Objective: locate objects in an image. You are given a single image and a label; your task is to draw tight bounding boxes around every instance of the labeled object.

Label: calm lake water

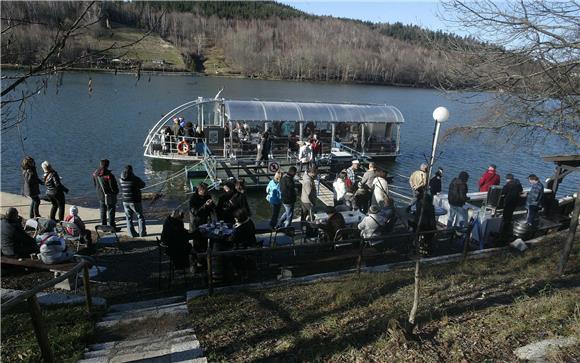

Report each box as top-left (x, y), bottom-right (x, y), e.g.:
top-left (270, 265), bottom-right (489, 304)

top-left (1, 72), bottom-right (577, 219)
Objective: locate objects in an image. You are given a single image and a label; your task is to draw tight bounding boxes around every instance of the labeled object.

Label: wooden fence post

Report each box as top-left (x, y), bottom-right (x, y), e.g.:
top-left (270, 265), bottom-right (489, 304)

top-left (82, 264), bottom-right (93, 315)
top-left (28, 294), bottom-right (55, 363)
top-left (207, 239), bottom-right (213, 296)
top-left (357, 239), bottom-right (365, 275)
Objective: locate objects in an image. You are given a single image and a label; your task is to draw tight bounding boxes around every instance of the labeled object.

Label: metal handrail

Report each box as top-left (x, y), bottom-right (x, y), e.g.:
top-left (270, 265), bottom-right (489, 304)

top-left (332, 141), bottom-right (370, 161)
top-left (201, 225), bottom-right (471, 295)
top-left (197, 226), bottom-right (468, 258)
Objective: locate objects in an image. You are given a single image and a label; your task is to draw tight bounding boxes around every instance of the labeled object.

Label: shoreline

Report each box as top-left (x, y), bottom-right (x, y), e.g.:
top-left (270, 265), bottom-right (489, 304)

top-left (0, 63), bottom-right (443, 91)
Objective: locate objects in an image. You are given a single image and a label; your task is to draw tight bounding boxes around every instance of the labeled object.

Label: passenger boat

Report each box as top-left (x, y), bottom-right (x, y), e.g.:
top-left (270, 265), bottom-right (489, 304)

top-left (143, 96), bottom-right (404, 187)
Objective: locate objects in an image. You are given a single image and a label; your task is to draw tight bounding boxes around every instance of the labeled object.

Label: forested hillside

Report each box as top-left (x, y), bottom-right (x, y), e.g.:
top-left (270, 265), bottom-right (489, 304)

top-left (1, 1), bottom-right (478, 87)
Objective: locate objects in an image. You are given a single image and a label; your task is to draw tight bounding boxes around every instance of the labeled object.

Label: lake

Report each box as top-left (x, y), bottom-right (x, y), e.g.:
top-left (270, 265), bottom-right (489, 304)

top-left (1, 72), bottom-right (577, 219)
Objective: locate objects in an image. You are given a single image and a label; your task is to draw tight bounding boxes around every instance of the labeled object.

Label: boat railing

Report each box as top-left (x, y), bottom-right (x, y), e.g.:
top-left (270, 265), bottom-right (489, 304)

top-left (143, 100), bottom-right (200, 148)
top-left (146, 134), bottom-right (209, 158)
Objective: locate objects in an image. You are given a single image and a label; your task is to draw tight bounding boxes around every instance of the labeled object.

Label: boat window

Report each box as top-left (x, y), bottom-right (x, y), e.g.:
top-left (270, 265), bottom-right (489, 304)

top-left (224, 100), bottom-right (404, 124)
top-left (201, 102), bottom-right (222, 127)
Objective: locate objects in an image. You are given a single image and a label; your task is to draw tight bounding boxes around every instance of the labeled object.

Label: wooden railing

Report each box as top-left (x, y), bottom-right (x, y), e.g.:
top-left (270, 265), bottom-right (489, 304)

top-left (1, 256), bottom-right (95, 363)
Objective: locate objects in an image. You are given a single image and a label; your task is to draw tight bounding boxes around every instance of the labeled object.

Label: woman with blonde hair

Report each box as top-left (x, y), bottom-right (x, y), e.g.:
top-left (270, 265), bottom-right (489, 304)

top-left (266, 170), bottom-right (283, 229)
top-left (41, 161), bottom-right (68, 221)
top-left (21, 156), bottom-right (43, 218)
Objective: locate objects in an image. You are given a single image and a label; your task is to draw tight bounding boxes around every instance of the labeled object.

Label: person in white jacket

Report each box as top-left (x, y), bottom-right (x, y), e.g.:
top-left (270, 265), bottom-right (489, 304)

top-left (38, 232), bottom-right (74, 264)
top-left (371, 170), bottom-right (389, 208)
top-left (358, 205), bottom-right (385, 239)
top-left (333, 173), bottom-right (347, 203)
top-left (298, 141), bottom-right (312, 172)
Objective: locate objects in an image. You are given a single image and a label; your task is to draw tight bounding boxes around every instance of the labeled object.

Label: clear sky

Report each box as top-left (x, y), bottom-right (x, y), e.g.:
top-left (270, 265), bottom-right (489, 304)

top-left (281, 1), bottom-right (449, 31)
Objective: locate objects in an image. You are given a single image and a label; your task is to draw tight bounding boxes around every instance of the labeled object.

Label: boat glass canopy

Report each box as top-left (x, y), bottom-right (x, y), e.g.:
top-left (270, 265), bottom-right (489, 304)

top-left (224, 100), bottom-right (404, 124)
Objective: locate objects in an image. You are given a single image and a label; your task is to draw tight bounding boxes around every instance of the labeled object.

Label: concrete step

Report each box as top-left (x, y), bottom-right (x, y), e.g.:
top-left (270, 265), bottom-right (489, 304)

top-left (83, 334), bottom-right (198, 359)
top-left (97, 303), bottom-right (188, 328)
top-left (102, 302), bottom-right (187, 321)
top-left (86, 328), bottom-right (195, 353)
top-left (81, 336), bottom-right (204, 362)
top-left (109, 296), bottom-right (184, 313)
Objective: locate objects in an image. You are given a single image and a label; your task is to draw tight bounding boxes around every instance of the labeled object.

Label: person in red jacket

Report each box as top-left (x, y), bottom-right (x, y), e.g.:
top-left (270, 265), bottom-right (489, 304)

top-left (478, 164), bottom-right (500, 192)
top-left (310, 134), bottom-right (322, 166)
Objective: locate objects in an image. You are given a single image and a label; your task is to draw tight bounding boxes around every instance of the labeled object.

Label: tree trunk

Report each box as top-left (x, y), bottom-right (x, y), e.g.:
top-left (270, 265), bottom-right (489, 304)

top-left (557, 184), bottom-right (580, 275)
top-left (408, 258), bottom-right (421, 327)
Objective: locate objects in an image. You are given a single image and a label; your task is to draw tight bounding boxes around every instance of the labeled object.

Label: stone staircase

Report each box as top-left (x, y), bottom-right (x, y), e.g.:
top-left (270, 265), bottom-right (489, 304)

top-left (78, 296), bottom-right (206, 363)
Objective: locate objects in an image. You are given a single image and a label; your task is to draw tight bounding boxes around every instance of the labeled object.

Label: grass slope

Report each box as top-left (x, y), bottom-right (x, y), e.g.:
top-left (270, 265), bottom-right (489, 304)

top-left (84, 27), bottom-right (186, 71)
top-left (189, 235), bottom-right (580, 362)
top-left (1, 305), bottom-right (103, 363)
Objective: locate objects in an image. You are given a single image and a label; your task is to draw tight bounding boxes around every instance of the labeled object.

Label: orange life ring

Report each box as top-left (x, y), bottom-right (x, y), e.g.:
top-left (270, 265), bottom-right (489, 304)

top-left (177, 140), bottom-right (190, 155)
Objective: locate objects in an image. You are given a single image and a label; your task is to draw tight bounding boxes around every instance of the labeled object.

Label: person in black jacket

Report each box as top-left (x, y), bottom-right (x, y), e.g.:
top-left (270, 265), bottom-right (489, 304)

top-left (231, 208), bottom-right (258, 249)
top-left (429, 167), bottom-right (443, 195)
top-left (188, 182), bottom-right (214, 233)
top-left (230, 179), bottom-right (251, 216)
top-left (500, 173), bottom-right (523, 240)
top-left (278, 166), bottom-right (297, 228)
top-left (41, 161), bottom-right (68, 221)
top-left (447, 171), bottom-right (469, 228)
top-left (183, 122), bottom-right (195, 138)
top-left (161, 210), bottom-right (193, 270)
top-left (216, 181), bottom-right (237, 224)
top-left (21, 156), bottom-right (43, 218)
top-left (256, 131), bottom-right (272, 167)
top-left (120, 165), bottom-right (147, 237)
top-left (92, 159), bottom-right (119, 230)
top-left (1, 208), bottom-right (39, 257)
top-left (415, 193), bottom-right (437, 255)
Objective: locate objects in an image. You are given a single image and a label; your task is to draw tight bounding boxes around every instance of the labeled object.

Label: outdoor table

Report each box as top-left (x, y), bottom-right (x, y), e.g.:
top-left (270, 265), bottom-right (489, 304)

top-left (409, 204), bottom-right (448, 217)
top-left (313, 210), bottom-right (365, 226)
top-left (198, 222), bottom-right (234, 239)
top-left (199, 222), bottom-right (235, 282)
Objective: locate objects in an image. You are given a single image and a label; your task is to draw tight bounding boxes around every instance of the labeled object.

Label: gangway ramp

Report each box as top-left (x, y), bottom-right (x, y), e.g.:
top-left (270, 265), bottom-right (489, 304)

top-left (317, 182), bottom-right (335, 207)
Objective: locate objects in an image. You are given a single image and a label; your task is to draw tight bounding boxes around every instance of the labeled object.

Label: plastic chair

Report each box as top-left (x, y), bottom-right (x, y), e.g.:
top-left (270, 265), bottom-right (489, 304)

top-left (271, 226), bottom-right (295, 247)
top-left (485, 185), bottom-right (504, 216)
top-left (332, 228), bottom-right (360, 249)
top-left (95, 225), bottom-right (120, 250)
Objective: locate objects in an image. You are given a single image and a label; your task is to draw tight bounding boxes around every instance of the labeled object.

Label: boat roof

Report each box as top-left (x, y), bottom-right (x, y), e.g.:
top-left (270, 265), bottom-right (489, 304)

top-left (223, 100), bottom-right (404, 124)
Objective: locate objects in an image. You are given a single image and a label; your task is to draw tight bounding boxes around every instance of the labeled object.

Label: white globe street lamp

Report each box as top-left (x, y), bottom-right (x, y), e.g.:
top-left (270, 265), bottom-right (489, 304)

top-left (428, 106), bottom-right (449, 180)
top-left (433, 106), bottom-right (450, 123)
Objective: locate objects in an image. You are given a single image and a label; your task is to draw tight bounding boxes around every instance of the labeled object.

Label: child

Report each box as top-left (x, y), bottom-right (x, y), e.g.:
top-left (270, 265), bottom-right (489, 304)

top-left (64, 206), bottom-right (92, 245)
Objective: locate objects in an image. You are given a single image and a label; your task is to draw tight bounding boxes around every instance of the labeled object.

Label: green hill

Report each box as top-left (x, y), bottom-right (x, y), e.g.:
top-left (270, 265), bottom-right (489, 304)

top-left (1, 1), bottom-right (478, 86)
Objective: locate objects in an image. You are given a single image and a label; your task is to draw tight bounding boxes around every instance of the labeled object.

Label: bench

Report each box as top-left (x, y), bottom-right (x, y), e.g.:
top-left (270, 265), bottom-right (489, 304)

top-left (1, 256), bottom-right (77, 273)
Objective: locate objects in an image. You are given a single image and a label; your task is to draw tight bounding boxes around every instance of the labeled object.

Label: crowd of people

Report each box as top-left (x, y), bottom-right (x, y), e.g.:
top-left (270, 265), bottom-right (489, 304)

top-left (2, 150), bottom-right (551, 269)
top-left (1, 156), bottom-right (149, 262)
top-left (408, 162), bottom-right (547, 239)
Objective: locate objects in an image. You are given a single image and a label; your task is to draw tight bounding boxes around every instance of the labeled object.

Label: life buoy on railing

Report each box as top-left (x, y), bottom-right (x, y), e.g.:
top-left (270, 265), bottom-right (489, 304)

top-left (177, 140), bottom-right (190, 155)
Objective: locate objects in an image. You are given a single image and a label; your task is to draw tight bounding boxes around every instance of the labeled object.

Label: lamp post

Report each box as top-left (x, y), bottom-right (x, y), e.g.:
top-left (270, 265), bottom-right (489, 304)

top-left (428, 106), bottom-right (449, 180)
top-left (408, 106), bottom-right (449, 328)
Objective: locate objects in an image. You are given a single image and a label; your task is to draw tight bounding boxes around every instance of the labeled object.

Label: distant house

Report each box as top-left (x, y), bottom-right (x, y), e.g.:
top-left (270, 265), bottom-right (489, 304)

top-left (152, 59), bottom-right (174, 66)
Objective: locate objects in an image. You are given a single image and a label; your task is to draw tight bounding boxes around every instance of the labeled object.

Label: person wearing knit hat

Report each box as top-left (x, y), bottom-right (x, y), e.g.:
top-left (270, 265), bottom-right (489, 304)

top-left (64, 205), bottom-right (93, 246)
